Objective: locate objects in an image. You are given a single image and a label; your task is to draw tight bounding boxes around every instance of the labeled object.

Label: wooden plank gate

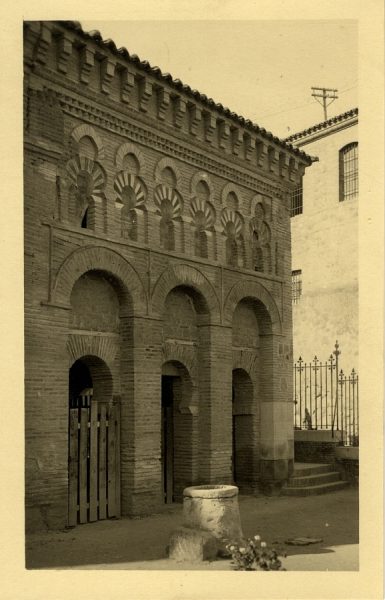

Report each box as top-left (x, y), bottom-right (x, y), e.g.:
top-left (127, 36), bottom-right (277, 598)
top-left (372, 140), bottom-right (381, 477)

top-left (68, 396), bottom-right (121, 526)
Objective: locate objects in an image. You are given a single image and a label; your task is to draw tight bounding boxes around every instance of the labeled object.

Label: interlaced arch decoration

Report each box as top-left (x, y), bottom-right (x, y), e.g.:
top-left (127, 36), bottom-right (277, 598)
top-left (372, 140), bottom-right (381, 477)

top-left (221, 182), bottom-right (242, 206)
top-left (66, 156), bottom-right (106, 195)
top-left (190, 171), bottom-right (215, 198)
top-left (115, 142), bottom-right (145, 172)
top-left (190, 197), bottom-right (216, 229)
top-left (66, 156), bottom-right (106, 227)
top-left (70, 124), bottom-right (104, 159)
top-left (249, 203), bottom-right (272, 273)
top-left (154, 185), bottom-right (183, 218)
top-left (154, 157), bottom-right (182, 189)
top-left (221, 208), bottom-right (244, 267)
top-left (114, 172), bottom-right (147, 207)
top-left (221, 208), bottom-right (243, 238)
top-left (250, 194), bottom-right (271, 220)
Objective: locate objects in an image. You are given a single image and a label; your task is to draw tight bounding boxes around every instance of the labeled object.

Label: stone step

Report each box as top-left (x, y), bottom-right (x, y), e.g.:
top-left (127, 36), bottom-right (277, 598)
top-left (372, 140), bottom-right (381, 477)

top-left (286, 471), bottom-right (341, 487)
top-left (282, 480), bottom-right (349, 497)
top-left (293, 463), bottom-right (334, 477)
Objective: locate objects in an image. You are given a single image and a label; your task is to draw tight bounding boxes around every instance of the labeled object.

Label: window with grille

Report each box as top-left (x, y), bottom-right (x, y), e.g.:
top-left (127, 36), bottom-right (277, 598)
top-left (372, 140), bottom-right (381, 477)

top-left (290, 180), bottom-right (303, 216)
top-left (292, 269), bottom-right (302, 304)
top-left (339, 142), bottom-right (358, 201)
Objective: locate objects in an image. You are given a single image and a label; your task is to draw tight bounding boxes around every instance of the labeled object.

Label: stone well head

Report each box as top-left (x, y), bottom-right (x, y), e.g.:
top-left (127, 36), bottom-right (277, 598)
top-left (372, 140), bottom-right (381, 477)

top-left (182, 484), bottom-right (243, 554)
top-left (183, 484), bottom-right (239, 499)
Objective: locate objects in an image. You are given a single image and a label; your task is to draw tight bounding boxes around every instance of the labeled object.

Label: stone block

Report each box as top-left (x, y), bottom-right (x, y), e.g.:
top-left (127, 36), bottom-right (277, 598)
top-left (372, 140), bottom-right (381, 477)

top-left (168, 526), bottom-right (217, 562)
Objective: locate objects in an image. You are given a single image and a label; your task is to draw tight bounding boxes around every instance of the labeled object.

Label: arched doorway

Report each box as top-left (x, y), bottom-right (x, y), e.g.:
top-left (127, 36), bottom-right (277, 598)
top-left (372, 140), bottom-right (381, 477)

top-left (232, 369), bottom-right (254, 489)
top-left (68, 355), bottom-right (120, 525)
top-left (161, 360), bottom-right (194, 504)
top-left (231, 296), bottom-right (273, 490)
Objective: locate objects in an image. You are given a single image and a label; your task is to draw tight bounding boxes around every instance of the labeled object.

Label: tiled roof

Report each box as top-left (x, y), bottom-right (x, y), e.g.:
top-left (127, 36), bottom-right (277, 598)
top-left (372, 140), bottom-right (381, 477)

top-left (284, 108), bottom-right (358, 143)
top-left (58, 21), bottom-right (312, 163)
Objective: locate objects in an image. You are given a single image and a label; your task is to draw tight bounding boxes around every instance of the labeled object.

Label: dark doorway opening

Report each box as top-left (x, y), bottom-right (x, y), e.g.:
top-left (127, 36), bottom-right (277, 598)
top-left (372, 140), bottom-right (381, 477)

top-left (232, 369), bottom-right (254, 488)
top-left (81, 208), bottom-right (88, 229)
top-left (69, 359), bottom-right (93, 408)
top-left (161, 375), bottom-right (175, 504)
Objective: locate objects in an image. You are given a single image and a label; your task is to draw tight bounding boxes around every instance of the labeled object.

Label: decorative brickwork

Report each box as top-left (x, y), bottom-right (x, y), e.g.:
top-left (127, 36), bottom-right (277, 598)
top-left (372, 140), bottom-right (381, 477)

top-left (24, 20), bottom-right (312, 532)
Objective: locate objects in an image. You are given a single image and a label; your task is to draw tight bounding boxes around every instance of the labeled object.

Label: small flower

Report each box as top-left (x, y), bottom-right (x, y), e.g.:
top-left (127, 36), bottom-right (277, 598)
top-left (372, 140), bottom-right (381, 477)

top-left (261, 541), bottom-right (267, 548)
top-left (239, 547), bottom-right (246, 554)
top-left (229, 545), bottom-right (235, 551)
top-left (254, 535), bottom-right (261, 541)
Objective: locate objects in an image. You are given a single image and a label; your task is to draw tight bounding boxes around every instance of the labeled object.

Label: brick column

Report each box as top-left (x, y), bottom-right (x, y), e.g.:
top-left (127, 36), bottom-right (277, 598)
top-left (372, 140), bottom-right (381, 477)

top-left (25, 303), bottom-right (70, 532)
top-left (120, 315), bottom-right (163, 516)
top-left (198, 323), bottom-right (233, 483)
top-left (259, 333), bottom-right (294, 491)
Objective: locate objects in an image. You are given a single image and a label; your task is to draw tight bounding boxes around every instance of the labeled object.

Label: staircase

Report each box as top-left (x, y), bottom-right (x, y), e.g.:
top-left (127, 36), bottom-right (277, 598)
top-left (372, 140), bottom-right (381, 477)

top-left (282, 463), bottom-right (349, 496)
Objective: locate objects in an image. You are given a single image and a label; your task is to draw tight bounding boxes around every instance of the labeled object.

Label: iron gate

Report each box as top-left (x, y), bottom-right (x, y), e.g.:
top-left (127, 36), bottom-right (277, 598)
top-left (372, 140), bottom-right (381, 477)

top-left (293, 341), bottom-right (359, 446)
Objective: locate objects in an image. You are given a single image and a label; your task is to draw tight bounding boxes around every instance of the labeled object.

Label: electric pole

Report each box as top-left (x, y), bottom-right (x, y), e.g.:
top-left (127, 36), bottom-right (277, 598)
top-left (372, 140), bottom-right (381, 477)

top-left (311, 87), bottom-right (338, 120)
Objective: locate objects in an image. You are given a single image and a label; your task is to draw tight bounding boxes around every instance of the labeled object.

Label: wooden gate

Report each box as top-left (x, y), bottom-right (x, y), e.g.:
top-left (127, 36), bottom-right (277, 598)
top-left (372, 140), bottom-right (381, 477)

top-left (68, 396), bottom-right (121, 526)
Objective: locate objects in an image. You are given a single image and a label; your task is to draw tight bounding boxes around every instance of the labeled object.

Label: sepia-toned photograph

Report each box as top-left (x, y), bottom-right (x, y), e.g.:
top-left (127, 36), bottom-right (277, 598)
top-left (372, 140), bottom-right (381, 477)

top-left (10, 5), bottom-right (382, 598)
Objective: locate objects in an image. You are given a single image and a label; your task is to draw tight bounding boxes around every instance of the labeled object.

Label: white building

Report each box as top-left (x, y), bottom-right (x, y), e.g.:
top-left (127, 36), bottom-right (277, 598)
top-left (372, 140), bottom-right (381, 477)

top-left (286, 108), bottom-right (358, 372)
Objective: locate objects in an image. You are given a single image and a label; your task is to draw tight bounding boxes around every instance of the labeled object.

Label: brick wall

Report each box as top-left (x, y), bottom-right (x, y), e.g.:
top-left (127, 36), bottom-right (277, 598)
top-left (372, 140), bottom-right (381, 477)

top-left (24, 21), bottom-right (311, 531)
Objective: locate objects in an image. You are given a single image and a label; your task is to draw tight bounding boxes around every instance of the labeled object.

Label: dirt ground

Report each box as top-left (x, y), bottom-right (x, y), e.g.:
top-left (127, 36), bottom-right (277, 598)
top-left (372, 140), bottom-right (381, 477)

top-left (26, 487), bottom-right (358, 571)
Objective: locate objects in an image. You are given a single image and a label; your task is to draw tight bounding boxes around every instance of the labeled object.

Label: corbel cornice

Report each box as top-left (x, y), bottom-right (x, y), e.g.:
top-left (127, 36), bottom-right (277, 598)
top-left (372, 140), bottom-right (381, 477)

top-left (157, 88), bottom-right (170, 120)
top-left (189, 105), bottom-right (202, 136)
top-left (79, 45), bottom-right (94, 84)
top-left (218, 120), bottom-right (231, 149)
top-left (119, 67), bottom-right (135, 104)
top-left (139, 78), bottom-right (152, 112)
top-left (231, 127), bottom-right (243, 156)
top-left (204, 112), bottom-right (216, 143)
top-left (174, 96), bottom-right (186, 128)
top-left (100, 57), bottom-right (116, 95)
top-left (56, 33), bottom-right (73, 74)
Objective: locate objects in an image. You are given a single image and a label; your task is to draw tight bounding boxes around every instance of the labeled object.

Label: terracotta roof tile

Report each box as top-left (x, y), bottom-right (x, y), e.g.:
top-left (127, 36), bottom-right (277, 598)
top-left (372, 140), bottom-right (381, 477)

top-left (57, 20), bottom-right (312, 164)
top-left (284, 108), bottom-right (358, 143)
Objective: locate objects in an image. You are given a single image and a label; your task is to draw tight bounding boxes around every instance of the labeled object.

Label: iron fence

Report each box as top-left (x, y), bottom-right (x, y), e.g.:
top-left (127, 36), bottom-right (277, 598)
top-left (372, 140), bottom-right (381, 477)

top-left (293, 341), bottom-right (359, 446)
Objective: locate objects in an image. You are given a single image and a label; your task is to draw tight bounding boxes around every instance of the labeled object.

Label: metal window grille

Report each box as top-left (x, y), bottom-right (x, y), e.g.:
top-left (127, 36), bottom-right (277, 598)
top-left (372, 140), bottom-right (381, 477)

top-left (340, 142), bottom-right (358, 201)
top-left (290, 181), bottom-right (303, 216)
top-left (292, 269), bottom-right (302, 304)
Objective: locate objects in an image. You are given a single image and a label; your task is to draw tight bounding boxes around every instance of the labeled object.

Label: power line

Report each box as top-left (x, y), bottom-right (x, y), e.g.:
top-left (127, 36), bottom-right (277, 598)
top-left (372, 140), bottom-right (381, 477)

top-left (255, 82), bottom-right (357, 121)
top-left (311, 87), bottom-right (338, 120)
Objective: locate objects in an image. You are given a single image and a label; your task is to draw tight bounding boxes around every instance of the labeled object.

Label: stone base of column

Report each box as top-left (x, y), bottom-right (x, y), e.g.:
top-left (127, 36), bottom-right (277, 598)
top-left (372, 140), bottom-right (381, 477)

top-left (259, 458), bottom-right (294, 495)
top-left (25, 500), bottom-right (68, 533)
top-left (121, 490), bottom-right (161, 517)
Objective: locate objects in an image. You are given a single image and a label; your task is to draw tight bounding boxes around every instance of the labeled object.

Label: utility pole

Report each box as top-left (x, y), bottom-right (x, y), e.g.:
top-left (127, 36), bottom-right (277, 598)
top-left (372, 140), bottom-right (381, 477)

top-left (311, 87), bottom-right (338, 120)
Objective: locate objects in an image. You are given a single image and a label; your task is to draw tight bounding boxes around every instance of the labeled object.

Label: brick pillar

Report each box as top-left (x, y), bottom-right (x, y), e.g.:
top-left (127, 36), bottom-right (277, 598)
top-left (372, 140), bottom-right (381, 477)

top-left (25, 304), bottom-right (70, 532)
top-left (174, 219), bottom-right (184, 253)
top-left (198, 323), bottom-right (233, 483)
top-left (216, 227), bottom-right (226, 265)
top-left (88, 195), bottom-right (105, 234)
top-left (259, 333), bottom-right (293, 491)
top-left (114, 200), bottom-right (123, 239)
top-left (120, 315), bottom-right (163, 516)
top-left (148, 210), bottom-right (161, 248)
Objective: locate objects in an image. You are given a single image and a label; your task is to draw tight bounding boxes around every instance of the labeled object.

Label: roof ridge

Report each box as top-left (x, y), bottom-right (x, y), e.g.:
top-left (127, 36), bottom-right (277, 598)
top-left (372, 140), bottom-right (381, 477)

top-left (55, 20), bottom-right (311, 163)
top-left (284, 108), bottom-right (358, 143)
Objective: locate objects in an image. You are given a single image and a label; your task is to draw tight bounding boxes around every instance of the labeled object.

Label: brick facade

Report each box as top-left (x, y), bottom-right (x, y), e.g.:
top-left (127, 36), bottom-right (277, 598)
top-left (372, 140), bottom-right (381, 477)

top-left (24, 21), bottom-right (312, 531)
